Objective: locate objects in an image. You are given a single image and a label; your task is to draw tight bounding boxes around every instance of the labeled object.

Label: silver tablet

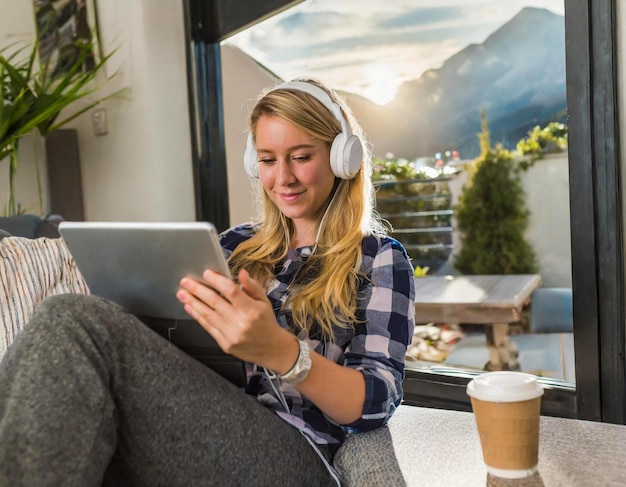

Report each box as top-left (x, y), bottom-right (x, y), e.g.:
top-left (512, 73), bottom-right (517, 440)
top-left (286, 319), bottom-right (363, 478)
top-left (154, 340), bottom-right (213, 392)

top-left (59, 221), bottom-right (232, 321)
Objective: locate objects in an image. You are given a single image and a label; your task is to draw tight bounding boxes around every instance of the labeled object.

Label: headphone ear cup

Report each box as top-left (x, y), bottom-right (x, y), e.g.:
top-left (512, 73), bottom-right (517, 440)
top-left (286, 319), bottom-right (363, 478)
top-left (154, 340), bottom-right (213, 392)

top-left (244, 134), bottom-right (259, 179)
top-left (329, 134), bottom-right (345, 178)
top-left (330, 133), bottom-right (363, 179)
top-left (343, 134), bottom-right (364, 177)
top-left (246, 81), bottom-right (364, 180)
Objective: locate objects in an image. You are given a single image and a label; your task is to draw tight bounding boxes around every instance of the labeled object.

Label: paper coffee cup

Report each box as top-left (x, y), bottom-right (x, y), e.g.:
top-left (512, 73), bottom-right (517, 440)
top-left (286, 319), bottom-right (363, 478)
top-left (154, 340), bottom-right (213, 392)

top-left (467, 372), bottom-right (544, 479)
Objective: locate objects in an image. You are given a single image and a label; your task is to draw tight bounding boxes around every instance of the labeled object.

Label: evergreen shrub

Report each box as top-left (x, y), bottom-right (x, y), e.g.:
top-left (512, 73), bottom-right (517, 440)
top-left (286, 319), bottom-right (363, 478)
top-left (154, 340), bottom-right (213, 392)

top-left (454, 146), bottom-right (537, 275)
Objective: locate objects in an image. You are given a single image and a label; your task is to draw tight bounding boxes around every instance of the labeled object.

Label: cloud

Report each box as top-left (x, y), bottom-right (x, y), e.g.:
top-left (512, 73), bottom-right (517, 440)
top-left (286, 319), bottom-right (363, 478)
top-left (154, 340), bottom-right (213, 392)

top-left (226, 0), bottom-right (564, 102)
top-left (380, 6), bottom-right (463, 29)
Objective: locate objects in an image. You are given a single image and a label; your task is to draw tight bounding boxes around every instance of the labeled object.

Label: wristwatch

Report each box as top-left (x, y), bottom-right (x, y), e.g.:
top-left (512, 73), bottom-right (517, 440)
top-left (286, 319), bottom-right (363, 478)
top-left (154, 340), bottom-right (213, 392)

top-left (279, 338), bottom-right (312, 385)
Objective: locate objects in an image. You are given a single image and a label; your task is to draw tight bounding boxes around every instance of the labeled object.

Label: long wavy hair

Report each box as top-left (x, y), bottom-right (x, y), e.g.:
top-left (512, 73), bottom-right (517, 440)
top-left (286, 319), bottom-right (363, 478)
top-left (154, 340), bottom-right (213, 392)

top-left (228, 78), bottom-right (388, 340)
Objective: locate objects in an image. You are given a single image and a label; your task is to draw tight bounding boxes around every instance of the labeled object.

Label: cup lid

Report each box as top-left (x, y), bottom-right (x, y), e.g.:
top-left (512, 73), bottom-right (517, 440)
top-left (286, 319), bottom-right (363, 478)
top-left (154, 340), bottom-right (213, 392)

top-left (467, 371), bottom-right (544, 402)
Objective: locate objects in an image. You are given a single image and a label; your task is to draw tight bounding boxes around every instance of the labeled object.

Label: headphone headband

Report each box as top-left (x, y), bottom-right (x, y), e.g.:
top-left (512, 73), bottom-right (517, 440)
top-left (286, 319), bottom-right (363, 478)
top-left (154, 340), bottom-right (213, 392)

top-left (279, 81), bottom-right (344, 124)
top-left (244, 80), bottom-right (363, 179)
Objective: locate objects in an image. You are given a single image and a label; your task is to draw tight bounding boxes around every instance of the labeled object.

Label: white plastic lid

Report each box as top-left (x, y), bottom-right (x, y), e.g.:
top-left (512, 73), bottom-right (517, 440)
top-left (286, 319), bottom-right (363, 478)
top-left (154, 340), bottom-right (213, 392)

top-left (467, 371), bottom-right (544, 402)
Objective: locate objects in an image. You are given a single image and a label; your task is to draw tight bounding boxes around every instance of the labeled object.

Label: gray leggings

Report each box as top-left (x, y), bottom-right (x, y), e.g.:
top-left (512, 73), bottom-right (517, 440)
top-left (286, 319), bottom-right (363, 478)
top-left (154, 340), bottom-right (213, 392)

top-left (0, 294), bottom-right (337, 487)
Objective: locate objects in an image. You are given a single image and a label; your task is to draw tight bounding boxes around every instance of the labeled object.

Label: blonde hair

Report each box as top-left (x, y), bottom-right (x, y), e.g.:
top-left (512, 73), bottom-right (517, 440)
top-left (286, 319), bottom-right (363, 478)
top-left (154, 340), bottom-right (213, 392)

top-left (229, 78), bottom-right (387, 340)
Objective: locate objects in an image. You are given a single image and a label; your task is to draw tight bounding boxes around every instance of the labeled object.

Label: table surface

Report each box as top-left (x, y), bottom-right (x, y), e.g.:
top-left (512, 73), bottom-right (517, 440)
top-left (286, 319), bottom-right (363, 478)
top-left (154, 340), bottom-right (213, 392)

top-left (413, 274), bottom-right (542, 324)
top-left (388, 405), bottom-right (626, 487)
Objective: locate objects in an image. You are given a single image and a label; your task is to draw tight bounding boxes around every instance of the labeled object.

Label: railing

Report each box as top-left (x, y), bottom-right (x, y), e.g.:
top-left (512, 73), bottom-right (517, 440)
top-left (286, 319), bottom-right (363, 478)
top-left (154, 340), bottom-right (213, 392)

top-left (374, 176), bottom-right (456, 272)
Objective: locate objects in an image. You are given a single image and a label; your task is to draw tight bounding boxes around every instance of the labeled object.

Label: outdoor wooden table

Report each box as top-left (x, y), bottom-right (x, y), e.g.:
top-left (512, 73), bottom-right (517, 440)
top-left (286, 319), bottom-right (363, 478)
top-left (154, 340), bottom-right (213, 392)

top-left (413, 274), bottom-right (542, 370)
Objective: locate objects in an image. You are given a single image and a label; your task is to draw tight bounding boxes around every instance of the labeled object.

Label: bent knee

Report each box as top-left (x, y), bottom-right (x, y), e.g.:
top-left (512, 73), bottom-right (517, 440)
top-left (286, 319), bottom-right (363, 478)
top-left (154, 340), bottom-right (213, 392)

top-left (33, 294), bottom-right (128, 329)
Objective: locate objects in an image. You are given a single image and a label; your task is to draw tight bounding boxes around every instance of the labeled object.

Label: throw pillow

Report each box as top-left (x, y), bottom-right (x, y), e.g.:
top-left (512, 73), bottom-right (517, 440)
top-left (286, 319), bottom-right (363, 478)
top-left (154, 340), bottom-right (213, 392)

top-left (0, 236), bottom-right (90, 358)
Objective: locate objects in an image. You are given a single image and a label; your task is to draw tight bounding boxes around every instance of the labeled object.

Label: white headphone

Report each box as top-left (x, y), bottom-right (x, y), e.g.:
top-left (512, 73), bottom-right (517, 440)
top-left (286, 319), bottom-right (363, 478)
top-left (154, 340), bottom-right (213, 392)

top-left (243, 80), bottom-right (364, 180)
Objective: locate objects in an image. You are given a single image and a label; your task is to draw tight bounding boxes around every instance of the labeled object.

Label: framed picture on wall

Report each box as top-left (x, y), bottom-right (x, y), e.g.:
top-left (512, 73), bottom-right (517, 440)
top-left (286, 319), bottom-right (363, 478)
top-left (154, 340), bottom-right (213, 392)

top-left (33, 0), bottom-right (100, 78)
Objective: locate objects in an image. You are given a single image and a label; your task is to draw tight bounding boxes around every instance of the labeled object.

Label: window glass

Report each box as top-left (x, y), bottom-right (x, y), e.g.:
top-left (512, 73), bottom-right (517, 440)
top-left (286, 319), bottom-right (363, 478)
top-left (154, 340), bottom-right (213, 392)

top-left (225, 0), bottom-right (573, 387)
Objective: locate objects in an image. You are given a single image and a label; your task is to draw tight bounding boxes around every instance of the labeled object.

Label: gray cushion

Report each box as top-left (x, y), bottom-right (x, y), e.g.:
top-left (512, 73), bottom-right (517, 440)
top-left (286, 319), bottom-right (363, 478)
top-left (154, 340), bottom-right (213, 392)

top-left (0, 215), bottom-right (43, 238)
top-left (0, 214), bottom-right (63, 239)
top-left (334, 425), bottom-right (406, 486)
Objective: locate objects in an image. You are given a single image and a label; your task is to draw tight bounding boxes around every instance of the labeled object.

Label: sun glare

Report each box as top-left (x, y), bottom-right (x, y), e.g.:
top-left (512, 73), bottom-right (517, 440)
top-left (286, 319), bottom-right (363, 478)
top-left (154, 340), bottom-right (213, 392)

top-left (361, 64), bottom-right (402, 106)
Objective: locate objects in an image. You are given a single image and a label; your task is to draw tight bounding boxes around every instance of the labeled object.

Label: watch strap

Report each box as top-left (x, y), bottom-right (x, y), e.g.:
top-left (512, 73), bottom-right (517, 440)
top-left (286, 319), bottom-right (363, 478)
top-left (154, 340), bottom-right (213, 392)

top-left (279, 338), bottom-right (312, 385)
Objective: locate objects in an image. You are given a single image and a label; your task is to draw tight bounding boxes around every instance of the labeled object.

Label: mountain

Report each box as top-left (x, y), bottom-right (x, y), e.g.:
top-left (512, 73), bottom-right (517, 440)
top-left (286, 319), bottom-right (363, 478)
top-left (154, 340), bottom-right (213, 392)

top-left (343, 7), bottom-right (567, 160)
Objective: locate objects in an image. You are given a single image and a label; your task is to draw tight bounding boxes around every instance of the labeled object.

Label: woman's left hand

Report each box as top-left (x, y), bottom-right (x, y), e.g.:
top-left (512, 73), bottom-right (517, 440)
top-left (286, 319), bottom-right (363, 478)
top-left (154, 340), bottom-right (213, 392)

top-left (176, 269), bottom-right (298, 372)
top-left (179, 269), bottom-right (366, 424)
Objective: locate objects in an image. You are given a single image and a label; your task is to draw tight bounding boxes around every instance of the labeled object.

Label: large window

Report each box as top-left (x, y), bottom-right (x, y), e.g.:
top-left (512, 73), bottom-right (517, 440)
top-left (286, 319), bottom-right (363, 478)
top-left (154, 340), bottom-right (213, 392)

top-left (185, 0), bottom-right (624, 423)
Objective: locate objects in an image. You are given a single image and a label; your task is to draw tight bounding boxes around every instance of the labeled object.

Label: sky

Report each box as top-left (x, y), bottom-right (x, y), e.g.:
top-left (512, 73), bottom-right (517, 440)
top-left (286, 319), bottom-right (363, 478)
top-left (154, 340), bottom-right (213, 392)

top-left (226, 0), bottom-right (565, 105)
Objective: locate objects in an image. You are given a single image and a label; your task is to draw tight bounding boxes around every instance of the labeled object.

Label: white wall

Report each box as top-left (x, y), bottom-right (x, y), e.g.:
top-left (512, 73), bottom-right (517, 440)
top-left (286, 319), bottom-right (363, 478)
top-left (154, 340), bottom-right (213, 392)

top-left (1, 0), bottom-right (196, 222)
top-left (84, 0), bottom-right (195, 221)
top-left (520, 154), bottom-right (572, 287)
top-left (220, 44), bottom-right (278, 224)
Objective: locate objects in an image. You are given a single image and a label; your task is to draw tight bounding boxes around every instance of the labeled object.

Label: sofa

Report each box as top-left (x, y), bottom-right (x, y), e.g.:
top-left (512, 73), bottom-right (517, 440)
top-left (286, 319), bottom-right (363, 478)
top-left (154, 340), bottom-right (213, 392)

top-left (0, 228), bottom-right (410, 486)
top-left (4, 228), bottom-right (623, 486)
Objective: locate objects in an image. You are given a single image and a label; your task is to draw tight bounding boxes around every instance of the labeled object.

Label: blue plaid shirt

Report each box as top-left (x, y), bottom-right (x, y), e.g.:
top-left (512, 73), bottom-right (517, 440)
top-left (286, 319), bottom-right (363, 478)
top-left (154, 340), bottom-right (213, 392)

top-left (220, 224), bottom-right (415, 455)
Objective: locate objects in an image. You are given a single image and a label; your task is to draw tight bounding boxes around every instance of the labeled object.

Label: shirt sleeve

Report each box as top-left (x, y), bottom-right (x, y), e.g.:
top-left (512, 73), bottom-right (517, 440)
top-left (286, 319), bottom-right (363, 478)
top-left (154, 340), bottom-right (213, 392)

top-left (342, 236), bottom-right (415, 433)
top-left (219, 223), bottom-right (257, 258)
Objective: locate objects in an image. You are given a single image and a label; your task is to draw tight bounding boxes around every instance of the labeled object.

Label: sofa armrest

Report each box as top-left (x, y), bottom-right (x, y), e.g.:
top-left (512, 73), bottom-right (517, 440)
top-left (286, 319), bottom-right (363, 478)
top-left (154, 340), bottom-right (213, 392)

top-left (0, 215), bottom-right (43, 238)
top-left (0, 214), bottom-right (63, 239)
top-left (333, 425), bottom-right (406, 487)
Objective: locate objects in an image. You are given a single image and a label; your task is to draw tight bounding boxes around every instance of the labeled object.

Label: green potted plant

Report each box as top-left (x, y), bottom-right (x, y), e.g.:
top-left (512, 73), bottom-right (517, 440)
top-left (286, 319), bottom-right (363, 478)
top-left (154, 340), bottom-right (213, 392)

top-left (517, 122), bottom-right (568, 157)
top-left (0, 34), bottom-right (116, 216)
top-left (516, 122), bottom-right (568, 171)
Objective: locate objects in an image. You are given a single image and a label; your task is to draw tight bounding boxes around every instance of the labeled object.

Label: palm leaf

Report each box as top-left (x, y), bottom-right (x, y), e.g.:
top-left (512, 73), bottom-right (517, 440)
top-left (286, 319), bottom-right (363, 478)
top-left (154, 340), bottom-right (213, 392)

top-left (1, 34), bottom-right (119, 145)
top-left (1, 32), bottom-right (122, 216)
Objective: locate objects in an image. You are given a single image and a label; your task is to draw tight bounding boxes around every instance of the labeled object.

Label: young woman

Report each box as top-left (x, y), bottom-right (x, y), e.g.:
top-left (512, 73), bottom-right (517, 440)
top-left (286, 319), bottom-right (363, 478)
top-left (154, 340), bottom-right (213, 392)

top-left (0, 79), bottom-right (415, 486)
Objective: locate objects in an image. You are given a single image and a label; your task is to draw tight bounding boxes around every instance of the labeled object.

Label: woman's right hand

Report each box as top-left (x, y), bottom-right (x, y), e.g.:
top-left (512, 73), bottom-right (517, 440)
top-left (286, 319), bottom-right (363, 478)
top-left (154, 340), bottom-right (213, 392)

top-left (176, 269), bottom-right (300, 374)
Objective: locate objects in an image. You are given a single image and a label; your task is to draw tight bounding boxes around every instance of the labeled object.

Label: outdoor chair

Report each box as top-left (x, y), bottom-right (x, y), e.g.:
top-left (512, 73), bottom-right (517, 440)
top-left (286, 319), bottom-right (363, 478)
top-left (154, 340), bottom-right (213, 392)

top-left (529, 287), bottom-right (573, 333)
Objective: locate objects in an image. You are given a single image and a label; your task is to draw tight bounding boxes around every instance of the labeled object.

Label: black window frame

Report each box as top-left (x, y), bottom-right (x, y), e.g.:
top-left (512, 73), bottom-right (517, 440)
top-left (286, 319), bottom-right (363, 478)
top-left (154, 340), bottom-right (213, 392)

top-left (184, 0), bottom-right (625, 423)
